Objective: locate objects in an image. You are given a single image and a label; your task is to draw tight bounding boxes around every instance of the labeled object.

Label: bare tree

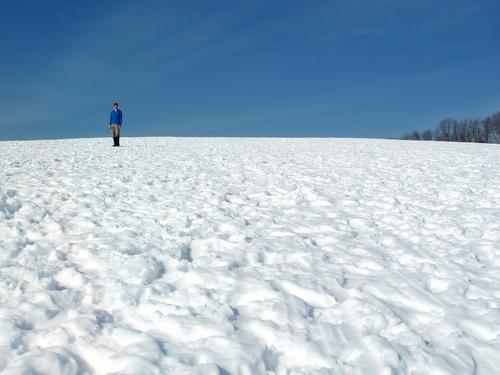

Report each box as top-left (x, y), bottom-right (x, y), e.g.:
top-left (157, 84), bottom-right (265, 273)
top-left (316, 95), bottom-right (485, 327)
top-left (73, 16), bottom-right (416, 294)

top-left (488, 112), bottom-right (500, 143)
top-left (482, 117), bottom-right (493, 143)
top-left (469, 119), bottom-right (483, 142)
top-left (458, 120), bottom-right (471, 142)
top-left (422, 129), bottom-right (433, 140)
top-left (410, 130), bottom-right (421, 140)
top-left (400, 111), bottom-right (500, 144)
top-left (450, 120), bottom-right (467, 142)
top-left (435, 118), bottom-right (456, 141)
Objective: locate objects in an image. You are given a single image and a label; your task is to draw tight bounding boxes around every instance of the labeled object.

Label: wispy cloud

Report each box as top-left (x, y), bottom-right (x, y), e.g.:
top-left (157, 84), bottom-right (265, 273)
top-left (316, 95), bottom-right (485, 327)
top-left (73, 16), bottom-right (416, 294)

top-left (0, 1), bottom-right (264, 128)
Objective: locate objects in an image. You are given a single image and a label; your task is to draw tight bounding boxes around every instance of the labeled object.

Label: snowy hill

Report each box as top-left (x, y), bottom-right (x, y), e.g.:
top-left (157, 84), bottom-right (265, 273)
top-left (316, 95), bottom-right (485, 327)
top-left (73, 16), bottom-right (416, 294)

top-left (1, 137), bottom-right (499, 374)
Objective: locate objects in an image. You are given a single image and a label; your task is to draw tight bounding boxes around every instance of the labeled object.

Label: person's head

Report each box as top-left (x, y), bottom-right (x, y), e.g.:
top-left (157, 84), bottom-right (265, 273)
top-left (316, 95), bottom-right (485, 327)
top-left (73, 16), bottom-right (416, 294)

top-left (113, 102), bottom-right (119, 109)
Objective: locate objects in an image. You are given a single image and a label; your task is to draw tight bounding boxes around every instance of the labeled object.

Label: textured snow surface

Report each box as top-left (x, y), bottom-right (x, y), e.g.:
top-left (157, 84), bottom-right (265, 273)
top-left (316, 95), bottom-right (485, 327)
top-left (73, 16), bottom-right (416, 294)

top-left (1, 137), bottom-right (500, 375)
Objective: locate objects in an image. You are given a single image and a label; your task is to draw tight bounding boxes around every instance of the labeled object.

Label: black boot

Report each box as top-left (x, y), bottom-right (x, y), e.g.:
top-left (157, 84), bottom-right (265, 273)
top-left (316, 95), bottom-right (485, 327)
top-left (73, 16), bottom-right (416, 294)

top-left (116, 137), bottom-right (120, 147)
top-left (113, 137), bottom-right (118, 147)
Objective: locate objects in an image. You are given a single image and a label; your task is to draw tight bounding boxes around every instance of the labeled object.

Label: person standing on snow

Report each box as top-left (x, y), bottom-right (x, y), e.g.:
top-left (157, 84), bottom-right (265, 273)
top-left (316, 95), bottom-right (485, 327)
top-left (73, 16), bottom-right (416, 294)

top-left (109, 102), bottom-right (123, 147)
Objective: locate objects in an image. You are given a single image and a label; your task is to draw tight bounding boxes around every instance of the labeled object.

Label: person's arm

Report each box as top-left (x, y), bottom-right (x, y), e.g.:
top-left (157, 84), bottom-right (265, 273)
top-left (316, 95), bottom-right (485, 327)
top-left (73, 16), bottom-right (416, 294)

top-left (118, 111), bottom-right (122, 126)
top-left (109, 112), bottom-right (112, 128)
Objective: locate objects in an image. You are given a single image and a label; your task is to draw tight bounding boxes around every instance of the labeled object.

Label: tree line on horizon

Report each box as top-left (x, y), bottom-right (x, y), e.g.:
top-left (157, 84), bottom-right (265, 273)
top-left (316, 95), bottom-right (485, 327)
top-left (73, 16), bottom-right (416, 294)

top-left (400, 111), bottom-right (500, 143)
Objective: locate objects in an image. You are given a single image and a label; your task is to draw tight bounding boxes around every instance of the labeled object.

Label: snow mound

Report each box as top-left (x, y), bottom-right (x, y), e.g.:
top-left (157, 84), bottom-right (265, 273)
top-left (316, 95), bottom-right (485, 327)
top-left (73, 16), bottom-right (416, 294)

top-left (0, 137), bottom-right (499, 374)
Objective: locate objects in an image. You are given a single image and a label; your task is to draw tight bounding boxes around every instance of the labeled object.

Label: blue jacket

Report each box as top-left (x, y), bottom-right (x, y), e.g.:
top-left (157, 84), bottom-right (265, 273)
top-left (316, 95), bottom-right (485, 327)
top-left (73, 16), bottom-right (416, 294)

top-left (110, 109), bottom-right (123, 125)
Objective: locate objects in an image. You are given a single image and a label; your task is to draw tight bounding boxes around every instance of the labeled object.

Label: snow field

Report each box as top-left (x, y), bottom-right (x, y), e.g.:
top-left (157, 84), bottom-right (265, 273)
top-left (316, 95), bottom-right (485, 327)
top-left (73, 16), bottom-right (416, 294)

top-left (0, 137), bottom-right (500, 374)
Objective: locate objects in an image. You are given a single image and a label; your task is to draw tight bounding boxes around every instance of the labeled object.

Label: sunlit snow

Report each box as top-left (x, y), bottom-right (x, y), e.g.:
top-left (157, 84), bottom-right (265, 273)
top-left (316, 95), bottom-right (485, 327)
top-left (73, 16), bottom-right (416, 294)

top-left (1, 137), bottom-right (499, 374)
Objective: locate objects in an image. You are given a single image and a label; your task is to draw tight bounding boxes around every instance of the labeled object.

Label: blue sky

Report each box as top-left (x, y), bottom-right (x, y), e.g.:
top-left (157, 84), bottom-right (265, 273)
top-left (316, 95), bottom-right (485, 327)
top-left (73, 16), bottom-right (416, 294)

top-left (1, 0), bottom-right (499, 140)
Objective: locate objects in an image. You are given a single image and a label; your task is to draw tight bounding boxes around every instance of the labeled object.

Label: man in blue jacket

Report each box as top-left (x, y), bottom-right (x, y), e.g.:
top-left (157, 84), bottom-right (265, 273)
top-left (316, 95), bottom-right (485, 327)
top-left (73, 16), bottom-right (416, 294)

top-left (109, 102), bottom-right (123, 147)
